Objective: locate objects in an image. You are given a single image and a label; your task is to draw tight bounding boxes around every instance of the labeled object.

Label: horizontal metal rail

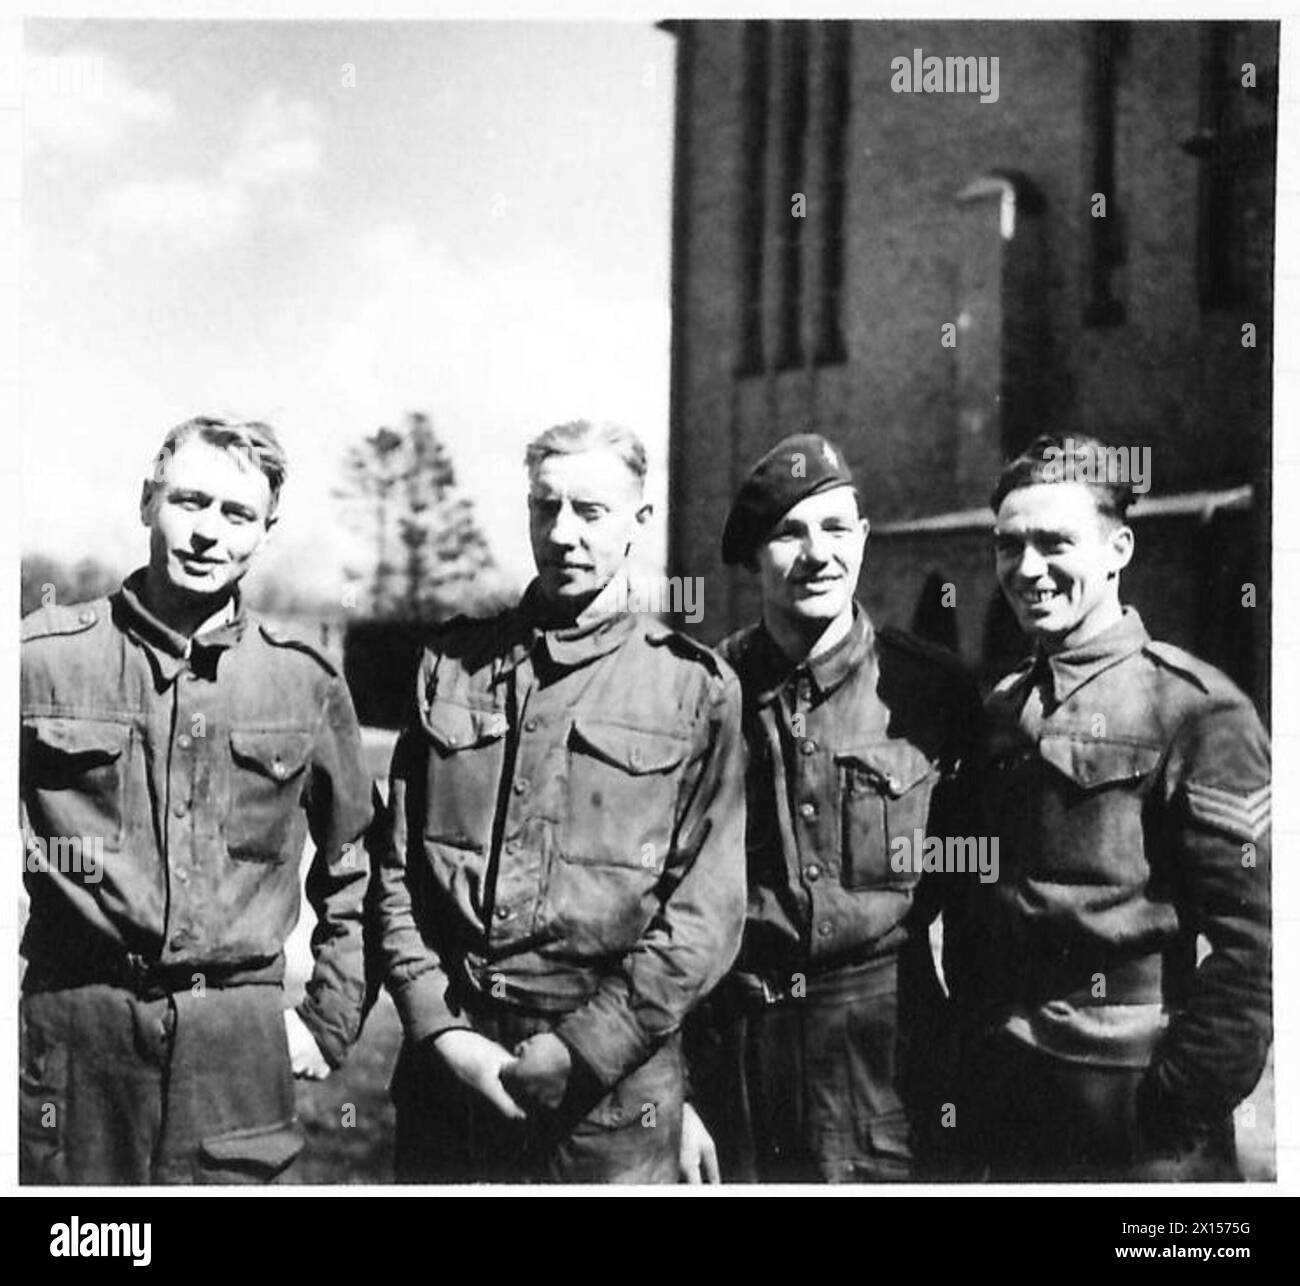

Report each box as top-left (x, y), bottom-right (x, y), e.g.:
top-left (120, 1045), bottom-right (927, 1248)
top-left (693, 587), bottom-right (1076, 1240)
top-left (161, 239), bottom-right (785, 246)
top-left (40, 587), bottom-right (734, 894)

top-left (872, 486), bottom-right (1254, 537)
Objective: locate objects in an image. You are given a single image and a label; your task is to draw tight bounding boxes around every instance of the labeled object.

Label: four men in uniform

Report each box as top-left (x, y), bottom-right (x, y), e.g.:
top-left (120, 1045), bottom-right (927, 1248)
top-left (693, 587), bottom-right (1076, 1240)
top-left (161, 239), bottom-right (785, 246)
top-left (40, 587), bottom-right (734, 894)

top-left (19, 417), bottom-right (1272, 1185)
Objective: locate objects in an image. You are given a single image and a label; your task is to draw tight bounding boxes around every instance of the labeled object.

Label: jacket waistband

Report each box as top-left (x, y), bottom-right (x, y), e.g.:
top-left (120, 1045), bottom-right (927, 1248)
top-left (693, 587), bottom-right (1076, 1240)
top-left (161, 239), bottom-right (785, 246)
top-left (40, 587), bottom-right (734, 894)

top-left (22, 932), bottom-right (284, 999)
top-left (452, 954), bottom-right (608, 1017)
top-left (1027, 952), bottom-right (1164, 1008)
top-left (726, 950), bottom-right (900, 1011)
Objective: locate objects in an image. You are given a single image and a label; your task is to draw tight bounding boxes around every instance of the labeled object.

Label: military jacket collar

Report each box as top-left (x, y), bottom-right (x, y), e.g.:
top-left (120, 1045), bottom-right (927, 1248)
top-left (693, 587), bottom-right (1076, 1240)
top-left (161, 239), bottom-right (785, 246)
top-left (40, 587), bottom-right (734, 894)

top-left (1003, 606), bottom-right (1150, 710)
top-left (113, 568), bottom-right (247, 686)
top-left (741, 604), bottom-right (873, 706)
top-left (498, 579), bottom-right (640, 675)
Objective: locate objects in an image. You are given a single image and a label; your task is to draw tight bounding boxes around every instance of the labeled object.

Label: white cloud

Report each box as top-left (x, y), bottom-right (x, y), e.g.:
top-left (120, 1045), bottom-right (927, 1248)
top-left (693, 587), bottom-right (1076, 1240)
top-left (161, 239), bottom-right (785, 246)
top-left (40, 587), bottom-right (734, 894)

top-left (95, 176), bottom-right (252, 250)
top-left (315, 222), bottom-right (671, 584)
top-left (92, 89), bottom-right (324, 251)
top-left (26, 47), bottom-right (173, 155)
top-left (221, 90), bottom-right (323, 189)
top-left (332, 222), bottom-right (670, 436)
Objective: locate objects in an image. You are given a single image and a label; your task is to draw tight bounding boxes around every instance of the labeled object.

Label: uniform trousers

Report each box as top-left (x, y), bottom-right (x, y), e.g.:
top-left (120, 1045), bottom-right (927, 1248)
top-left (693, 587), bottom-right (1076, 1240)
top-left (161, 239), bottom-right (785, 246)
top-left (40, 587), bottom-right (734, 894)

top-left (697, 954), bottom-right (927, 1183)
top-left (959, 1030), bottom-right (1241, 1182)
top-left (19, 980), bottom-right (304, 1185)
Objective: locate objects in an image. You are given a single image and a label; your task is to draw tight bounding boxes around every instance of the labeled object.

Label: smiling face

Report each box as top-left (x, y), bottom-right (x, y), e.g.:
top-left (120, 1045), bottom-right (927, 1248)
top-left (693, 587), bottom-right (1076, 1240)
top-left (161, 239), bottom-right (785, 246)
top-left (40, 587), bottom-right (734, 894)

top-left (993, 481), bottom-right (1133, 653)
top-left (527, 447), bottom-right (649, 612)
top-left (141, 436), bottom-right (275, 611)
top-left (754, 485), bottom-right (867, 634)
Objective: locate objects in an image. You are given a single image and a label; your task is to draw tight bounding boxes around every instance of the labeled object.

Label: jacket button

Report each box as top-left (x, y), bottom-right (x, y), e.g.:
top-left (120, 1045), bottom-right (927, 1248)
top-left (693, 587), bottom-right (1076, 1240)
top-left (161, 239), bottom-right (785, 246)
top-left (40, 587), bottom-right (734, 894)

top-left (505, 839), bottom-right (521, 854)
top-left (800, 739), bottom-right (817, 756)
top-left (172, 801), bottom-right (188, 817)
top-left (273, 761), bottom-right (288, 779)
top-left (78, 609), bottom-right (96, 625)
top-left (495, 906), bottom-right (510, 920)
top-left (524, 718), bottom-right (539, 733)
top-left (512, 779), bottom-right (529, 795)
top-left (798, 802), bottom-right (817, 818)
top-left (176, 734), bottom-right (192, 750)
top-left (805, 864), bottom-right (821, 882)
top-left (887, 776), bottom-right (902, 794)
top-left (176, 869), bottom-right (189, 883)
top-left (169, 933), bottom-right (188, 950)
top-left (818, 921), bottom-right (833, 937)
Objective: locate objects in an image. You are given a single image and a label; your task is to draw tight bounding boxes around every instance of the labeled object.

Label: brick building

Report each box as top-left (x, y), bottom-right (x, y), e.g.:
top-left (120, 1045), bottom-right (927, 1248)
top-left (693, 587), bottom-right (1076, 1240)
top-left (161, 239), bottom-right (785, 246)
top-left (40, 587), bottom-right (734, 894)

top-left (664, 19), bottom-right (1275, 705)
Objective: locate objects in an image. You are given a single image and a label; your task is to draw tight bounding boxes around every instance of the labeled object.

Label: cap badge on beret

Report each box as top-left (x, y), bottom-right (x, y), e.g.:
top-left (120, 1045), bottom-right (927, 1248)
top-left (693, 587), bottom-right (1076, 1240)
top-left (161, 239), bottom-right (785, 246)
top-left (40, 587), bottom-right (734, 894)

top-left (721, 432), bottom-right (856, 566)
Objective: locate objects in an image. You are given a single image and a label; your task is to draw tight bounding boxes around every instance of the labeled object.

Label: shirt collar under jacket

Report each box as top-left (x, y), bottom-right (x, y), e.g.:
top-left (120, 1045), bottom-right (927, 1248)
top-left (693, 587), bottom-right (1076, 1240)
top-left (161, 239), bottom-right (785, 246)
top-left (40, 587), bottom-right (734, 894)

top-left (748, 602), bottom-right (874, 707)
top-left (113, 567), bottom-right (248, 687)
top-left (498, 578), bottom-right (641, 675)
top-left (1014, 605), bottom-right (1150, 710)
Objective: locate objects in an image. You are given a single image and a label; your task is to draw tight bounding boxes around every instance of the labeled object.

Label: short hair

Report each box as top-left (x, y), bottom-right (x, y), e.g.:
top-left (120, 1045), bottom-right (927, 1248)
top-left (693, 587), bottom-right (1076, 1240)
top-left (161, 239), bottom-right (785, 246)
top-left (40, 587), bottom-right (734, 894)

top-left (523, 420), bottom-right (647, 489)
top-left (990, 432), bottom-right (1135, 522)
top-left (146, 416), bottom-right (288, 516)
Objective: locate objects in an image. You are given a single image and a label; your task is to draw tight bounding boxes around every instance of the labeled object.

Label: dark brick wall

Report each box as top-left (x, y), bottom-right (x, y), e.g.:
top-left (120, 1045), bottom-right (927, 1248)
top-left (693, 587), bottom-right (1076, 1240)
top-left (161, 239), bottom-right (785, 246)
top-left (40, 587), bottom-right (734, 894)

top-left (667, 19), bottom-right (1274, 706)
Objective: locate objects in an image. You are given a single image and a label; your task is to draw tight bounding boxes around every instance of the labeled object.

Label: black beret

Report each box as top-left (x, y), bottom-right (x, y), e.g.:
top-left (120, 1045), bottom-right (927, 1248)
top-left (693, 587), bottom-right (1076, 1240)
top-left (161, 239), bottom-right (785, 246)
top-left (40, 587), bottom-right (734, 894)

top-left (721, 434), bottom-right (857, 566)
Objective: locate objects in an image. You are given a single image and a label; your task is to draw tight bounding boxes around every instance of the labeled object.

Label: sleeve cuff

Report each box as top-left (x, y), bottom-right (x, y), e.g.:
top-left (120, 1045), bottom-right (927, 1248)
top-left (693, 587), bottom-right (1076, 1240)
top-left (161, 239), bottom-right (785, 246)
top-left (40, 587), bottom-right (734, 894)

top-left (391, 969), bottom-right (471, 1045)
top-left (295, 1001), bottom-right (349, 1070)
top-left (555, 994), bottom-right (652, 1088)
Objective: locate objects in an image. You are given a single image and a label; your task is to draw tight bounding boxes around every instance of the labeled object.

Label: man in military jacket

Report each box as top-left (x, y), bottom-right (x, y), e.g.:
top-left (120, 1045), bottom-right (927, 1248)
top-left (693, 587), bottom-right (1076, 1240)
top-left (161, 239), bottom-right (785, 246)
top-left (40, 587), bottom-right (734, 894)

top-left (949, 433), bottom-right (1271, 1181)
top-left (371, 420), bottom-right (745, 1183)
top-left (20, 417), bottom-right (373, 1184)
top-left (680, 434), bottom-right (981, 1183)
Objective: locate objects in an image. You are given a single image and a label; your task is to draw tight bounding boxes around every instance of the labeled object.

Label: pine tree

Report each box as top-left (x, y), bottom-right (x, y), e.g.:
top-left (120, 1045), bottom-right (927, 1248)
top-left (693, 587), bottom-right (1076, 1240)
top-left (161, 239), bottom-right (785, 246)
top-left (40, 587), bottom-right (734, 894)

top-left (336, 412), bottom-right (505, 620)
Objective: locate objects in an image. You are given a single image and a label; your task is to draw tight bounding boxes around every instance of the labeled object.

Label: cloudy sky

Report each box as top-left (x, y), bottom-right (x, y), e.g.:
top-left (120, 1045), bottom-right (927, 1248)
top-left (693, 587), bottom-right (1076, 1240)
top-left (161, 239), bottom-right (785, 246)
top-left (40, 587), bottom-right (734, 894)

top-left (21, 19), bottom-right (675, 605)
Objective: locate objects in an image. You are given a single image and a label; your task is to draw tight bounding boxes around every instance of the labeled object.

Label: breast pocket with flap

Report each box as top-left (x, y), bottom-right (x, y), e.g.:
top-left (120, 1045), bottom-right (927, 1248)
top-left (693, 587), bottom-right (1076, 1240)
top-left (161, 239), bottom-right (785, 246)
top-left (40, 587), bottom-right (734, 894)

top-left (226, 729), bottom-right (313, 862)
top-left (836, 740), bottom-right (938, 890)
top-left (23, 716), bottom-right (131, 853)
top-left (562, 718), bottom-right (691, 869)
top-left (1035, 735), bottom-right (1163, 883)
top-left (419, 698), bottom-right (508, 853)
